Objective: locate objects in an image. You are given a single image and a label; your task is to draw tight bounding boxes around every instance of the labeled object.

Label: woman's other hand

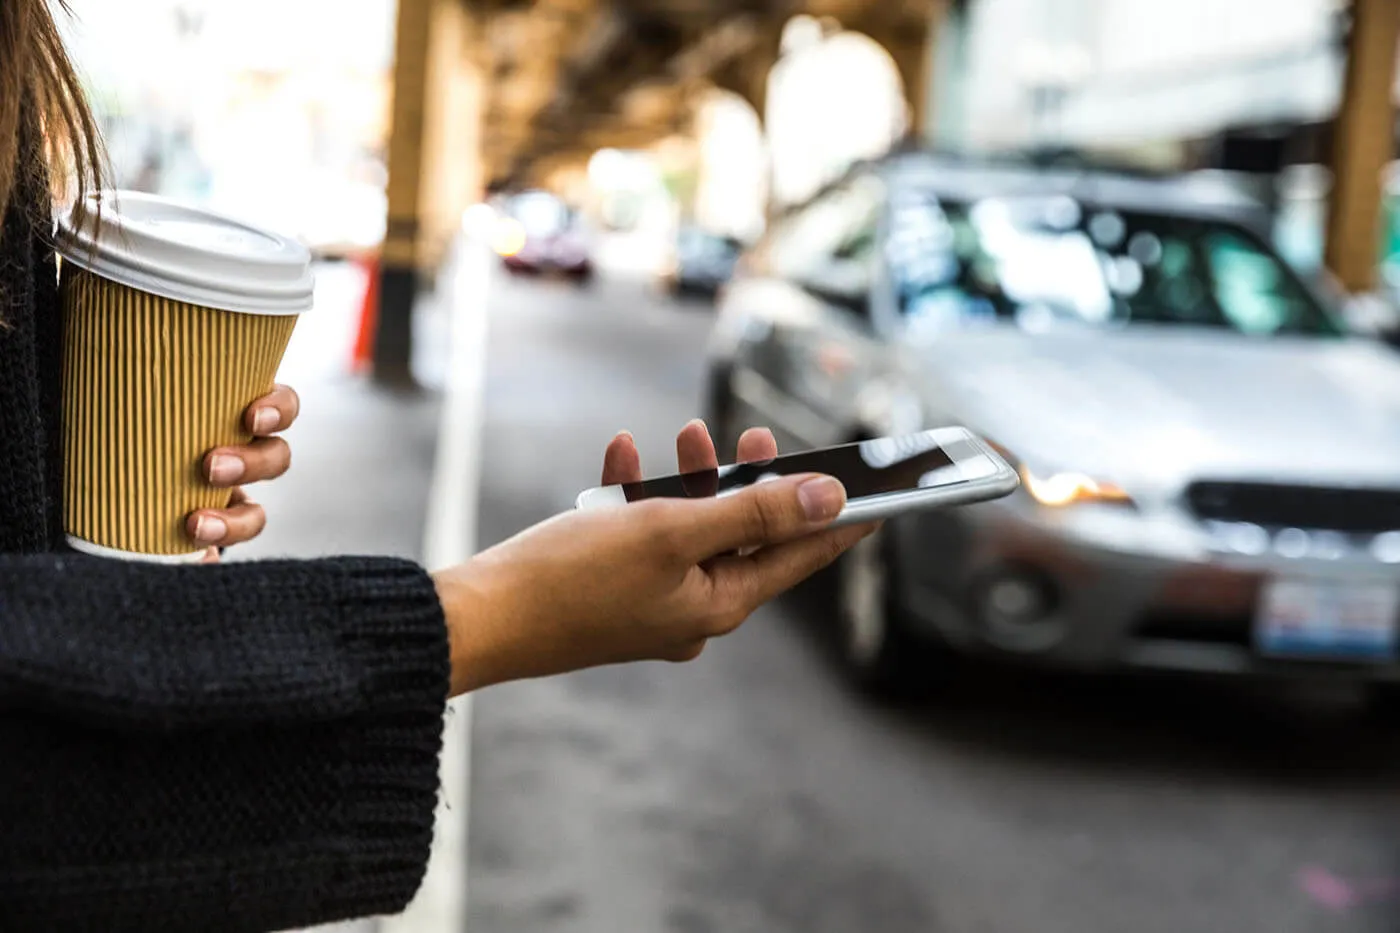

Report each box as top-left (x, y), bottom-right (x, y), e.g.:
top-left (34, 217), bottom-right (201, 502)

top-left (187, 384), bottom-right (300, 549)
top-left (434, 421), bottom-right (874, 696)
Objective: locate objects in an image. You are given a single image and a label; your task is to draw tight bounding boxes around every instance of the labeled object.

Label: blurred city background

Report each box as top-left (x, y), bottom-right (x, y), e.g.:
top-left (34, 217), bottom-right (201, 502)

top-left (62, 0), bottom-right (1400, 931)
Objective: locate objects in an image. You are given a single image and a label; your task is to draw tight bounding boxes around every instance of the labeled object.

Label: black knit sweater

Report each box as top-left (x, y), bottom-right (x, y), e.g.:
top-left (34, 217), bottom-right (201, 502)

top-left (0, 163), bottom-right (451, 929)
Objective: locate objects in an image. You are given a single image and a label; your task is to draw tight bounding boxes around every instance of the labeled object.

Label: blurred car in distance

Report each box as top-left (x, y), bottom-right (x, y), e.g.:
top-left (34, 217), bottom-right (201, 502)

top-left (703, 151), bottom-right (1400, 714)
top-left (493, 190), bottom-right (594, 282)
top-left (659, 226), bottom-right (744, 298)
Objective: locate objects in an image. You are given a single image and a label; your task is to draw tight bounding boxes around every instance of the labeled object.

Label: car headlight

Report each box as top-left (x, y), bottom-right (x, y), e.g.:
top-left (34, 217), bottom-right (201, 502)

top-left (1020, 467), bottom-right (1135, 508)
top-left (492, 218), bottom-right (527, 257)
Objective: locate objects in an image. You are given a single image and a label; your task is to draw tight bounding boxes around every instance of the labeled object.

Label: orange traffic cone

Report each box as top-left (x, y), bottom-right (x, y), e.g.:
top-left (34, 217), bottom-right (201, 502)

top-left (350, 251), bottom-right (380, 374)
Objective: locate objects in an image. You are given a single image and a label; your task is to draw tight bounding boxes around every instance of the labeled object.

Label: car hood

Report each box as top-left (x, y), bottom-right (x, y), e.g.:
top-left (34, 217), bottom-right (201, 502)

top-left (915, 326), bottom-right (1400, 494)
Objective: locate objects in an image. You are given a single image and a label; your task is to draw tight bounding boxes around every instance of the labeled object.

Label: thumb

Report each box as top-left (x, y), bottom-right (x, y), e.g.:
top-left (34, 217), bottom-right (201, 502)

top-left (678, 473), bottom-right (847, 559)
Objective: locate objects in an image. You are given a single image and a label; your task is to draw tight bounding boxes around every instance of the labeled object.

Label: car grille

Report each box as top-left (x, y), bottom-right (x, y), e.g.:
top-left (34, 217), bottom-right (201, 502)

top-left (1184, 481), bottom-right (1400, 534)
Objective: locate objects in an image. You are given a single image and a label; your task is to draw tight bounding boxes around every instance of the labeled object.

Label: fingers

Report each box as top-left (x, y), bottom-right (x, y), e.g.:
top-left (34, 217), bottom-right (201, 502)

top-left (192, 385), bottom-right (293, 546)
top-left (607, 421), bottom-right (774, 488)
top-left (735, 426), bottom-right (778, 465)
top-left (601, 431), bottom-right (642, 486)
top-left (188, 493), bottom-right (268, 547)
top-left (671, 473), bottom-right (847, 558)
top-left (676, 419), bottom-right (719, 475)
top-left (205, 437), bottom-right (291, 487)
top-left (710, 522), bottom-right (877, 621)
top-left (245, 384), bottom-right (300, 436)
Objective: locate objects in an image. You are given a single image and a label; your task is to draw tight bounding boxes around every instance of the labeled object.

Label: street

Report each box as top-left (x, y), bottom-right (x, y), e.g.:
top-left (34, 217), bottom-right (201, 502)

top-left (467, 268), bottom-right (1400, 933)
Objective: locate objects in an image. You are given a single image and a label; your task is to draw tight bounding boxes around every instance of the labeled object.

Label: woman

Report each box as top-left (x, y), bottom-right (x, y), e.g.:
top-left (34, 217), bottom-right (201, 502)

top-left (0, 2), bottom-right (873, 931)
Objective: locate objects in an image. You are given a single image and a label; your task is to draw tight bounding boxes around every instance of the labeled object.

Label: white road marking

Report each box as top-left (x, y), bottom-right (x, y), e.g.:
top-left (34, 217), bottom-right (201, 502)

top-left (378, 239), bottom-right (492, 933)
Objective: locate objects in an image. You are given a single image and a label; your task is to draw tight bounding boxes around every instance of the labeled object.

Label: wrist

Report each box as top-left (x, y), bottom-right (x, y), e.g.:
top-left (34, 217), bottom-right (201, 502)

top-left (432, 556), bottom-right (548, 696)
top-left (433, 564), bottom-right (492, 696)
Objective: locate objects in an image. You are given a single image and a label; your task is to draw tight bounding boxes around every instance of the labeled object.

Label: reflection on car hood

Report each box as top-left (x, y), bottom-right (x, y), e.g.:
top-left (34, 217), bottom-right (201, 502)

top-left (917, 326), bottom-right (1400, 493)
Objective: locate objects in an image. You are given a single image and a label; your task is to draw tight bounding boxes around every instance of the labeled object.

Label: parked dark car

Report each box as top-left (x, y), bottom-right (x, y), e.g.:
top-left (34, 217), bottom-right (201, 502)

top-left (494, 190), bottom-right (594, 282)
top-left (660, 226), bottom-right (744, 298)
top-left (703, 151), bottom-right (1400, 713)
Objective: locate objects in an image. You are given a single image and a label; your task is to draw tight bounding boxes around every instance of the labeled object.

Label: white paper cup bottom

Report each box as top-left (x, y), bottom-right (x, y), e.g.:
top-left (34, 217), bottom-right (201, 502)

top-left (66, 535), bottom-right (208, 564)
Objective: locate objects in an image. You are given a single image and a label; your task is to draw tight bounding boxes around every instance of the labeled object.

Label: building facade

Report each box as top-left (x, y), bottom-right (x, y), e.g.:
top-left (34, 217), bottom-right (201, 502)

top-left (943, 0), bottom-right (1351, 159)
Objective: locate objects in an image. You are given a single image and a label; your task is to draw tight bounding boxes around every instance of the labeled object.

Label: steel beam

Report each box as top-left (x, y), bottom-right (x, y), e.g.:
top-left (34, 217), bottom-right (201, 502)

top-left (1325, 0), bottom-right (1400, 294)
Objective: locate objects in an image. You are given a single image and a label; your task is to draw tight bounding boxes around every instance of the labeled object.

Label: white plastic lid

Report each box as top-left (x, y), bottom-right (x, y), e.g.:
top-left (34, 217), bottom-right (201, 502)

top-left (55, 191), bottom-right (314, 315)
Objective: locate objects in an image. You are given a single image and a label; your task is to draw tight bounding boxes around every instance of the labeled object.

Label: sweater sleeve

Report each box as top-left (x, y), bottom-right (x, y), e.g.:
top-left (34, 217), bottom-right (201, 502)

top-left (0, 552), bottom-right (450, 933)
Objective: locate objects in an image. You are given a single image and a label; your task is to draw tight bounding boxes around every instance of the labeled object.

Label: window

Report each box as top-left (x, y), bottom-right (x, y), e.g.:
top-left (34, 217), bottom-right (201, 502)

top-left (1205, 230), bottom-right (1320, 336)
top-left (888, 190), bottom-right (1340, 338)
top-left (506, 191), bottom-right (573, 236)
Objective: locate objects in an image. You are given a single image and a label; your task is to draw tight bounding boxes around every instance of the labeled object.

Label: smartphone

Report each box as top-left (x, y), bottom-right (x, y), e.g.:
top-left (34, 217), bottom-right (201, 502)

top-left (575, 427), bottom-right (1019, 526)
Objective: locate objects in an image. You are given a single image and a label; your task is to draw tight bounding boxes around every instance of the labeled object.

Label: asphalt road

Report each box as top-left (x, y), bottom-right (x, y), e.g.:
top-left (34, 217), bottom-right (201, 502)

top-left (467, 268), bottom-right (1400, 933)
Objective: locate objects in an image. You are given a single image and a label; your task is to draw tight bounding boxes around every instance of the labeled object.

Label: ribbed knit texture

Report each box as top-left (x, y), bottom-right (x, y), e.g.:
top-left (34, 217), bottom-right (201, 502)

top-left (0, 142), bottom-right (451, 931)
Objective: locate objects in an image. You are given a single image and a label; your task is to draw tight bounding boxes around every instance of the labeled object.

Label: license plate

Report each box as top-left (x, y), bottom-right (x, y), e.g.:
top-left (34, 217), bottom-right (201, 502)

top-left (1255, 578), bottom-right (1400, 661)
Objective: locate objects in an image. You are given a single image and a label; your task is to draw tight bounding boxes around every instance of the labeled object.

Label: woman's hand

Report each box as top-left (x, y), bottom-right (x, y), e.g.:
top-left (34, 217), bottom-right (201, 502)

top-left (433, 421), bottom-right (874, 696)
top-left (187, 384), bottom-right (300, 550)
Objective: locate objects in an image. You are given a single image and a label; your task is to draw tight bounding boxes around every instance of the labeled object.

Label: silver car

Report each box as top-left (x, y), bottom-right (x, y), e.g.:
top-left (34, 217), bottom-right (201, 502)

top-left (703, 153), bottom-right (1400, 710)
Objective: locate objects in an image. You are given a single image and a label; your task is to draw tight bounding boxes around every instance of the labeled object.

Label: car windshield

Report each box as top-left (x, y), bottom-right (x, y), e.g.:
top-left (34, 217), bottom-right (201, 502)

top-left (507, 191), bottom-right (574, 236)
top-left (887, 190), bottom-right (1342, 338)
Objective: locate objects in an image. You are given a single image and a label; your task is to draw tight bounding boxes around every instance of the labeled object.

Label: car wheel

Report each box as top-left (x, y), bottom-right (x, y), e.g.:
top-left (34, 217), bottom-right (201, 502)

top-left (835, 523), bottom-right (942, 699)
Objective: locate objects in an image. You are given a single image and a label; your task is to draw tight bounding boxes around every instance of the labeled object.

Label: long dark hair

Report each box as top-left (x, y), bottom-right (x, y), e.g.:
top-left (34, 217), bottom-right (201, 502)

top-left (0, 0), bottom-right (104, 232)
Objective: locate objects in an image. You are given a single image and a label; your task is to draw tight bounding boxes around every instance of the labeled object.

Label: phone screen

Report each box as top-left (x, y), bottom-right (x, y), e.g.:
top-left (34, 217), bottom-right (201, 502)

top-left (618, 430), bottom-right (988, 503)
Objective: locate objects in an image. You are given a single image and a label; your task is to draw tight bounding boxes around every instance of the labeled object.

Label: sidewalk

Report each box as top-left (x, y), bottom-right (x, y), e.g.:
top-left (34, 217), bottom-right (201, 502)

top-left (237, 260), bottom-right (447, 565)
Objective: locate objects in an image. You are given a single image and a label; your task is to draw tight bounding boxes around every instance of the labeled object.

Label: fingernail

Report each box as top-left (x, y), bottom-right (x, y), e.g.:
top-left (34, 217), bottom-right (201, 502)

top-left (208, 454), bottom-right (244, 485)
top-left (617, 430), bottom-right (633, 441)
top-left (687, 418), bottom-right (707, 431)
top-left (798, 476), bottom-right (844, 522)
top-left (194, 514), bottom-right (227, 543)
top-left (252, 407), bottom-right (279, 434)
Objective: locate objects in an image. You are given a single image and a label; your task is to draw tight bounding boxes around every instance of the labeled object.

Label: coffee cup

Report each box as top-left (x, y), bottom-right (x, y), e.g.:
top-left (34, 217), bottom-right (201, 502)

top-left (55, 191), bottom-right (314, 561)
